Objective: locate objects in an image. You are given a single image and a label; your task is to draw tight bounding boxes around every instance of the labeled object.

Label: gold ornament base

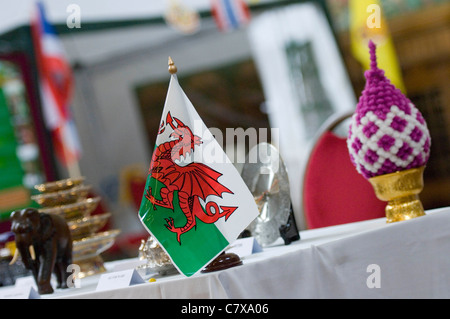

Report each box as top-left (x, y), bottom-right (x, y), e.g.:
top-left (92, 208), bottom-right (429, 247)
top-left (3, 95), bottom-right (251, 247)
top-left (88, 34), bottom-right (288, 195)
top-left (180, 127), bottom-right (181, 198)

top-left (369, 166), bottom-right (426, 223)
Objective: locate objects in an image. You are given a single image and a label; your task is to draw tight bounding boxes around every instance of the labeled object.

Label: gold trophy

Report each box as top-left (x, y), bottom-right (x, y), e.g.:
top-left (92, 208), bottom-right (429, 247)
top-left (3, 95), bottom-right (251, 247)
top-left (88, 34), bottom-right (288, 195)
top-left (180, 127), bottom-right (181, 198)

top-left (347, 41), bottom-right (431, 223)
top-left (32, 177), bottom-right (119, 278)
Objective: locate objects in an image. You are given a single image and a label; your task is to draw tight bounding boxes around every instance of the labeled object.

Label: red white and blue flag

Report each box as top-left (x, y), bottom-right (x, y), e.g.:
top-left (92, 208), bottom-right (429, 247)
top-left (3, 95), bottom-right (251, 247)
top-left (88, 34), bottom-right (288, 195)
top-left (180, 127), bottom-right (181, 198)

top-left (211, 0), bottom-right (251, 32)
top-left (31, 2), bottom-right (81, 166)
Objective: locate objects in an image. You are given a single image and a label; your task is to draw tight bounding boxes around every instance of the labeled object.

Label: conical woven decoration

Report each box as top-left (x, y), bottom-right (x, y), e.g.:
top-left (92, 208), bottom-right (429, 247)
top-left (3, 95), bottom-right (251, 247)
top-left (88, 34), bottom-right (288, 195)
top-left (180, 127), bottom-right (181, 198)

top-left (347, 41), bottom-right (431, 179)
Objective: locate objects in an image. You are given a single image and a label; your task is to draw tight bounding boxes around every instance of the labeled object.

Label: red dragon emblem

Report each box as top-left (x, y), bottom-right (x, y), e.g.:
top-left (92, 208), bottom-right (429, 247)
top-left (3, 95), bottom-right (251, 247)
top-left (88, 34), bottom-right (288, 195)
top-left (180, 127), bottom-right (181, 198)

top-left (145, 112), bottom-right (237, 244)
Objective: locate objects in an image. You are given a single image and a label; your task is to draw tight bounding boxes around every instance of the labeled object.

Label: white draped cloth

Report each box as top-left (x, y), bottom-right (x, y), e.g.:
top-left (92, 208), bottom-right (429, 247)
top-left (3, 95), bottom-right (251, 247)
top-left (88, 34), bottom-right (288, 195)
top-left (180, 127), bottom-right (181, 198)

top-left (6, 206), bottom-right (450, 299)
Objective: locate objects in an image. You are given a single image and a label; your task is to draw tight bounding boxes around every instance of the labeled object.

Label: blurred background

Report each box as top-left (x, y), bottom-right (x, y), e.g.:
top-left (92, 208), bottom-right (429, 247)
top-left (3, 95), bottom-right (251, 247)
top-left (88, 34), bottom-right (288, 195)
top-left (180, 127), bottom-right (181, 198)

top-left (0, 0), bottom-right (448, 263)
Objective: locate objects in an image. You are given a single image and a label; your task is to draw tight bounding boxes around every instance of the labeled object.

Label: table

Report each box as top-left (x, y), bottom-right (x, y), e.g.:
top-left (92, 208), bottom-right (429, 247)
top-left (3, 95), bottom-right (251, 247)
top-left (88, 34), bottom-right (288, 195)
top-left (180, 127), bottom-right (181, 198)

top-left (3, 206), bottom-right (450, 299)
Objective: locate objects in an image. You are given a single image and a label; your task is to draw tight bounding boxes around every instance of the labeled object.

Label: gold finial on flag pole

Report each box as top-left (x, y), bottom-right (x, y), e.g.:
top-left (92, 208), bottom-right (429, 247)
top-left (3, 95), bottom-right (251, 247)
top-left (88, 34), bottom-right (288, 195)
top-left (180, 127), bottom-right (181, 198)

top-left (168, 56), bottom-right (177, 74)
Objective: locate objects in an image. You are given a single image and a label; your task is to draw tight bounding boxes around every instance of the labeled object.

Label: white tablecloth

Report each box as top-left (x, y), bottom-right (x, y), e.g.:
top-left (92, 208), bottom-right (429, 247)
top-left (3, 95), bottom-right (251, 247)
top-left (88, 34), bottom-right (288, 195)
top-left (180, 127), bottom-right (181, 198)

top-left (4, 206), bottom-right (450, 299)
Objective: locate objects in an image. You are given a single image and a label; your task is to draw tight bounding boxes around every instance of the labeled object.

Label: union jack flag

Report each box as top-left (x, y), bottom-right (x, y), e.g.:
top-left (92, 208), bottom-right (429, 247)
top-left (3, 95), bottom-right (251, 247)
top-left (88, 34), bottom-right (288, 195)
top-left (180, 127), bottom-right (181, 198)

top-left (211, 0), bottom-right (251, 32)
top-left (31, 2), bottom-right (81, 166)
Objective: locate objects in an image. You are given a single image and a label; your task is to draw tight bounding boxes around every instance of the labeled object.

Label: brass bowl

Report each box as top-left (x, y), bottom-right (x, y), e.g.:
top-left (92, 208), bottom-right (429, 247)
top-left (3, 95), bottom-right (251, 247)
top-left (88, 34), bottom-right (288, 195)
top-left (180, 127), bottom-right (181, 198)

top-left (72, 229), bottom-right (120, 260)
top-left (39, 197), bottom-right (101, 220)
top-left (369, 166), bottom-right (426, 223)
top-left (32, 185), bottom-right (91, 207)
top-left (34, 177), bottom-right (85, 193)
top-left (73, 255), bottom-right (107, 279)
top-left (72, 229), bottom-right (120, 279)
top-left (68, 213), bottom-right (111, 240)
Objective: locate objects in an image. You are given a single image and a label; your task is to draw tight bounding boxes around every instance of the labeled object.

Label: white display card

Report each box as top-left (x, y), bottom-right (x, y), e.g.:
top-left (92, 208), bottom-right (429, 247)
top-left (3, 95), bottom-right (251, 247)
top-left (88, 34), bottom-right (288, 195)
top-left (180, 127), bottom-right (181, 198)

top-left (96, 269), bottom-right (145, 291)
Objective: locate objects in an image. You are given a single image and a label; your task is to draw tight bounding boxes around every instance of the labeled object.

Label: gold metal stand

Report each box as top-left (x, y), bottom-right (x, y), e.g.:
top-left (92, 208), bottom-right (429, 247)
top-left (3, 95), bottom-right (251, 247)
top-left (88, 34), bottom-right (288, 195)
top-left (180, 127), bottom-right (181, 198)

top-left (369, 166), bottom-right (426, 223)
top-left (34, 178), bottom-right (119, 278)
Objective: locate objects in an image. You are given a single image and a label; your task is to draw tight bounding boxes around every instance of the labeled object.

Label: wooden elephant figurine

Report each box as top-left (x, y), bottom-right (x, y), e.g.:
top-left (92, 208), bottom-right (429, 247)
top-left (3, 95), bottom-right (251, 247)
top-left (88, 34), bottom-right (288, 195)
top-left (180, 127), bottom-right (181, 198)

top-left (10, 208), bottom-right (73, 294)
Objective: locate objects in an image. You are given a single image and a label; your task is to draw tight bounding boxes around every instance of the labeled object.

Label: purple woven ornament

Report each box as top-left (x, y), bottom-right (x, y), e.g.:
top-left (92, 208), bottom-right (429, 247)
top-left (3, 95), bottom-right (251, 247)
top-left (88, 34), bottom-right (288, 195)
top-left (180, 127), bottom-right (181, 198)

top-left (347, 41), bottom-right (431, 179)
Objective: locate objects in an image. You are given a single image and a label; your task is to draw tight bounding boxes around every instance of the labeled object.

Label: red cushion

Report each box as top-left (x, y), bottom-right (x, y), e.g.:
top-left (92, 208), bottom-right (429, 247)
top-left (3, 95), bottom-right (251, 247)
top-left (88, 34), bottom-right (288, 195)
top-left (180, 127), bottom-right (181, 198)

top-left (303, 131), bottom-right (385, 228)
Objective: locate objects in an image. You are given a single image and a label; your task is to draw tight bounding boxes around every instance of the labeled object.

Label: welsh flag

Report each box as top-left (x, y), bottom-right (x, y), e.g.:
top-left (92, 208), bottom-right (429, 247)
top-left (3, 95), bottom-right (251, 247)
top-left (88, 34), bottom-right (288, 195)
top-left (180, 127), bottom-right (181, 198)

top-left (138, 61), bottom-right (259, 277)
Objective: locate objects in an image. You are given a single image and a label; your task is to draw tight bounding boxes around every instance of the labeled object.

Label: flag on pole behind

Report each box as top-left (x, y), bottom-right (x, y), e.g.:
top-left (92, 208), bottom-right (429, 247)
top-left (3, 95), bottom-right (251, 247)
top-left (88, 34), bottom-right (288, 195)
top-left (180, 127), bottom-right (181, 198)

top-left (211, 0), bottom-right (251, 32)
top-left (349, 0), bottom-right (406, 93)
top-left (138, 60), bottom-right (259, 277)
top-left (31, 1), bottom-right (81, 166)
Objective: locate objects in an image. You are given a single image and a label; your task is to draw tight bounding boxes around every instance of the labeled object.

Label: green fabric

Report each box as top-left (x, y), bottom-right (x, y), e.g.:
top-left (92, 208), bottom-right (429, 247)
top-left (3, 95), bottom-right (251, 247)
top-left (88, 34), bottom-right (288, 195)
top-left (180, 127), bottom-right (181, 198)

top-left (139, 177), bottom-right (229, 277)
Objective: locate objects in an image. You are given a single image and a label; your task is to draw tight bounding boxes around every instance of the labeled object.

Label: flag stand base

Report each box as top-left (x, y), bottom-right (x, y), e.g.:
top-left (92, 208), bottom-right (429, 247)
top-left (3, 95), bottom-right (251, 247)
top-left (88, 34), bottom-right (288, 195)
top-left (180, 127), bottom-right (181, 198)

top-left (201, 252), bottom-right (242, 273)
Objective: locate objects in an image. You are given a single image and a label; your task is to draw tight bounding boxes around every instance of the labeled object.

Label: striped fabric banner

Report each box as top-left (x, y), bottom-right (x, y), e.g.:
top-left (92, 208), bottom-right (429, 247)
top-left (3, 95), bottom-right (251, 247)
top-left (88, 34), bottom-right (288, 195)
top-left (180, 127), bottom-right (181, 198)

top-left (211, 0), bottom-right (251, 32)
top-left (31, 2), bottom-right (81, 166)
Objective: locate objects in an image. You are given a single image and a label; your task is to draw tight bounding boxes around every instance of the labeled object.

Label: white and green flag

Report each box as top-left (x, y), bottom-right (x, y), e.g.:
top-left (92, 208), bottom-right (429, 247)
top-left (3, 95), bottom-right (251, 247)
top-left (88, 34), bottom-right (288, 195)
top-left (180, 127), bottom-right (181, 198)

top-left (138, 65), bottom-right (259, 277)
